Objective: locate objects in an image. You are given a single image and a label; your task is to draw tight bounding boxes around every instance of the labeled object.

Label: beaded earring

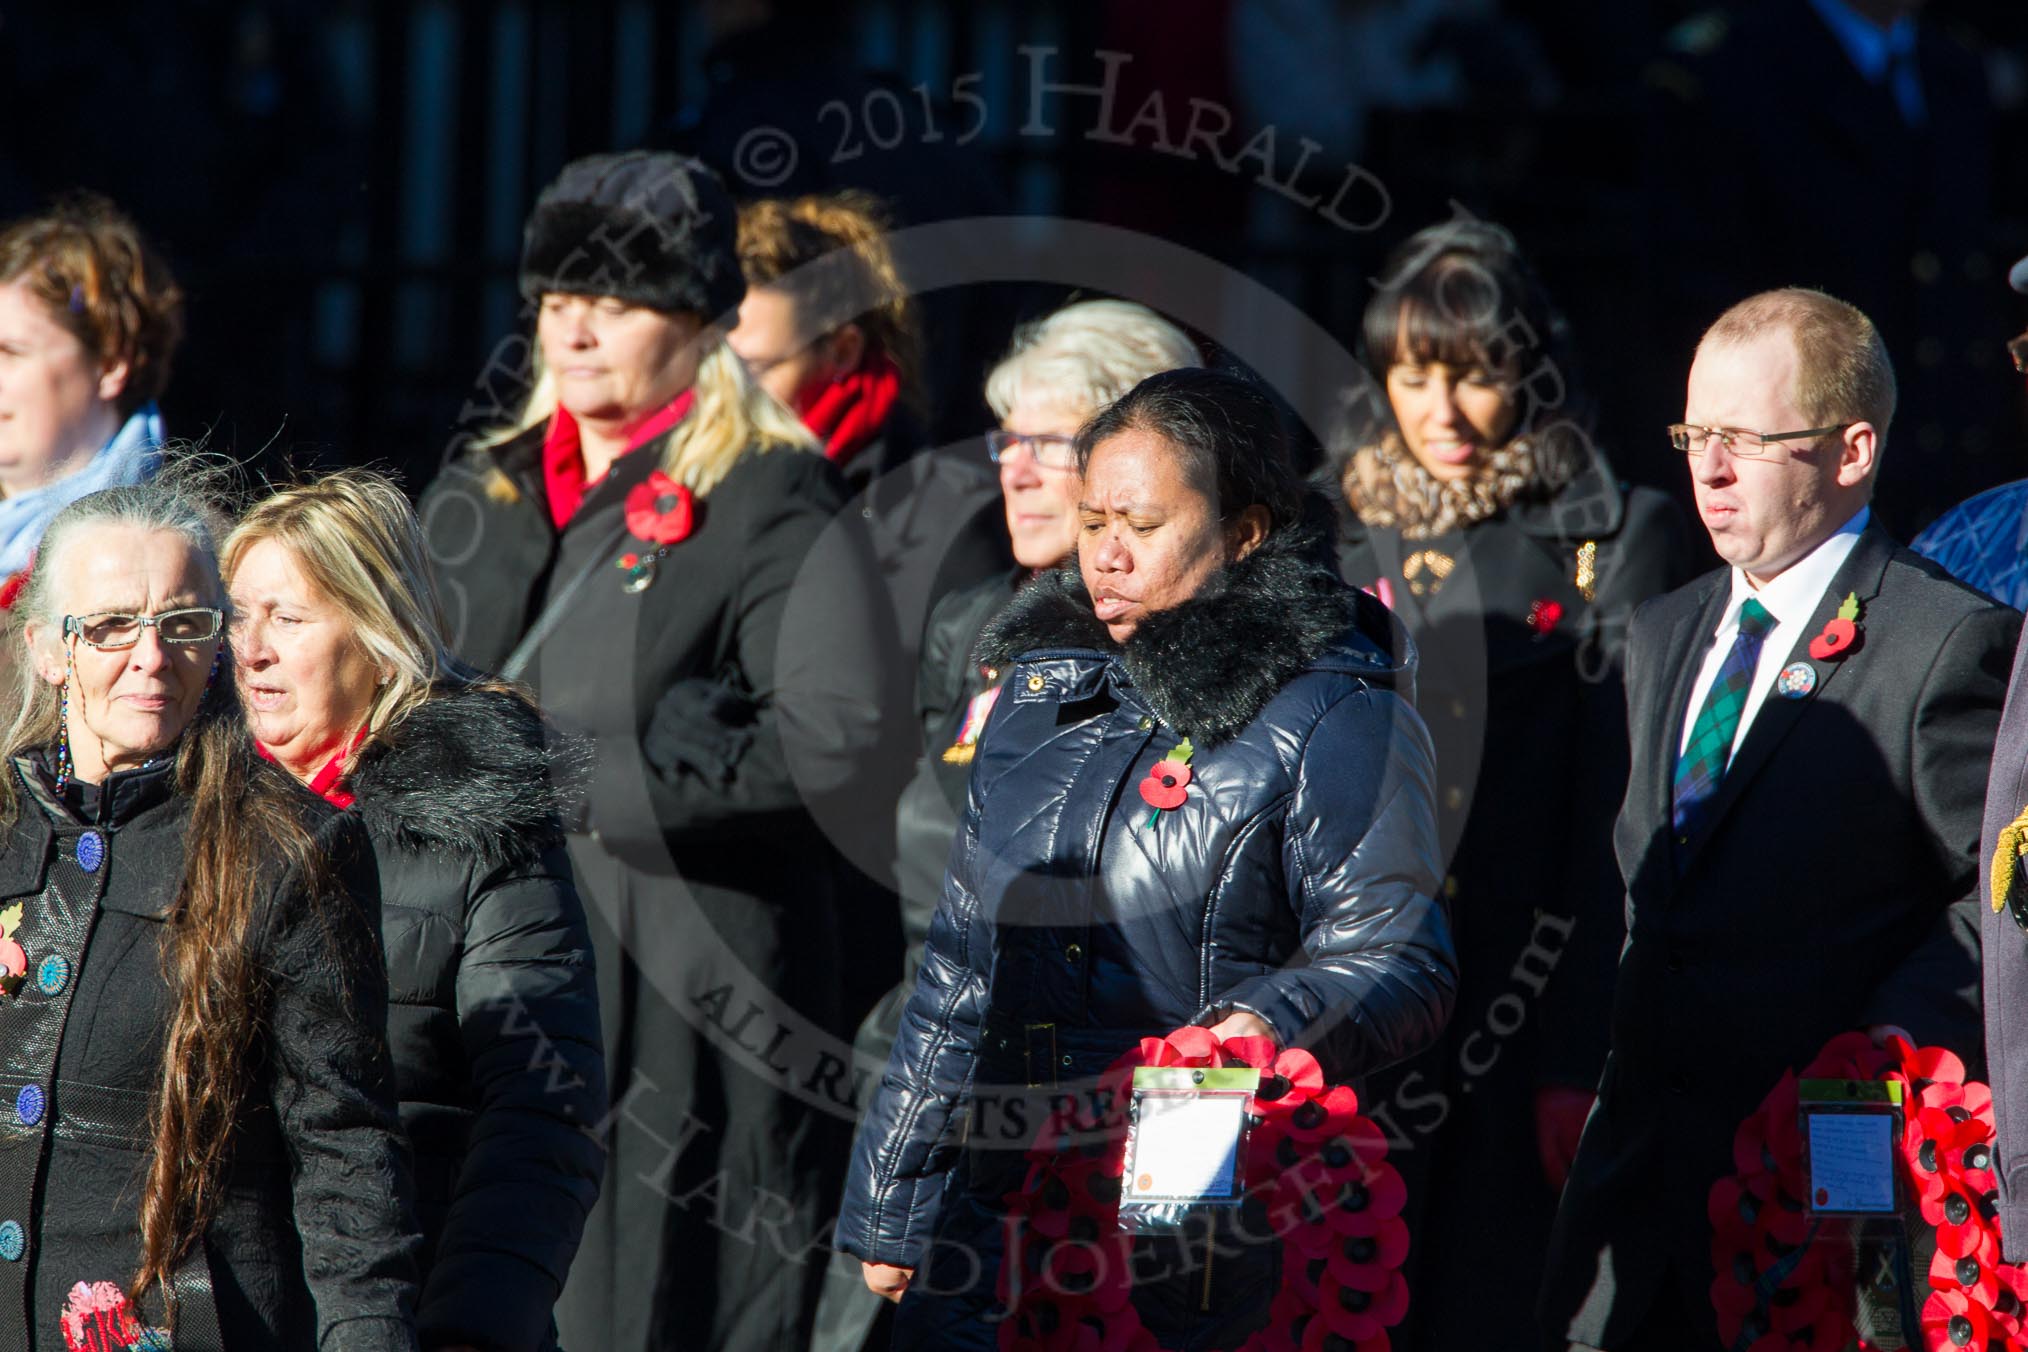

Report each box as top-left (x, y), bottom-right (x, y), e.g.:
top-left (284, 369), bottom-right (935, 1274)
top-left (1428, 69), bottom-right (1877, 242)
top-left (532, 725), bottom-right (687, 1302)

top-left (53, 647), bottom-right (75, 794)
top-left (207, 646), bottom-right (222, 691)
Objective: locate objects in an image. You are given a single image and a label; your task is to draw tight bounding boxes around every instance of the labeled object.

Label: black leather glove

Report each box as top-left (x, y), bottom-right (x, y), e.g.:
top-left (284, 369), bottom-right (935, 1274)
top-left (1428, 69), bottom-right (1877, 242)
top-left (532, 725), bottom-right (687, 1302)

top-left (641, 677), bottom-right (759, 787)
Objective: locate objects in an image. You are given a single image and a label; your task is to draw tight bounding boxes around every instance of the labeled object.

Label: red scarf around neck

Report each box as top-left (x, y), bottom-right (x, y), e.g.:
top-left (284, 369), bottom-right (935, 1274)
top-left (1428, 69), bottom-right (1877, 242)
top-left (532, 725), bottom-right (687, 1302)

top-left (795, 356), bottom-right (901, 468)
top-left (256, 727), bottom-right (368, 809)
top-left (541, 389), bottom-right (697, 530)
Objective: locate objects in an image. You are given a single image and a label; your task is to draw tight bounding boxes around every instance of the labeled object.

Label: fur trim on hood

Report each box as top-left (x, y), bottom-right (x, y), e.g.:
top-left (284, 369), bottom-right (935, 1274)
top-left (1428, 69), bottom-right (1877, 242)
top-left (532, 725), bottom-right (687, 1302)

top-left (977, 523), bottom-right (1406, 747)
top-left (348, 682), bottom-right (581, 868)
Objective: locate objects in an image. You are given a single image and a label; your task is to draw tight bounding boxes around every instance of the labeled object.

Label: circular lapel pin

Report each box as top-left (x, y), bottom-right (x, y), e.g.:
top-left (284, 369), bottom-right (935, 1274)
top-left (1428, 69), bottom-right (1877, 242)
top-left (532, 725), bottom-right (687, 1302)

top-left (1776, 662), bottom-right (1818, 700)
top-left (76, 830), bottom-right (104, 873)
top-left (35, 954), bottom-right (68, 997)
top-left (616, 550), bottom-right (658, 595)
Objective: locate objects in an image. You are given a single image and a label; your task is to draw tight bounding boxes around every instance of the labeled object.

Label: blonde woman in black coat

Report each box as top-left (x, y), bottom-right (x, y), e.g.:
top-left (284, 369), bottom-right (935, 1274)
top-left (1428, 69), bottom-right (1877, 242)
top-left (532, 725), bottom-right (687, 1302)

top-left (225, 469), bottom-right (605, 1352)
top-left (420, 152), bottom-right (901, 1352)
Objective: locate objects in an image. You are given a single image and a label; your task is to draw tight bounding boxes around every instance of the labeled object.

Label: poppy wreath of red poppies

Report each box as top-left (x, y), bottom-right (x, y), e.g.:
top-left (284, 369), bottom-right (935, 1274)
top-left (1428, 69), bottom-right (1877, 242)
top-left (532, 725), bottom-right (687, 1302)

top-left (1708, 1031), bottom-right (2028, 1352)
top-left (995, 1026), bottom-right (1410, 1352)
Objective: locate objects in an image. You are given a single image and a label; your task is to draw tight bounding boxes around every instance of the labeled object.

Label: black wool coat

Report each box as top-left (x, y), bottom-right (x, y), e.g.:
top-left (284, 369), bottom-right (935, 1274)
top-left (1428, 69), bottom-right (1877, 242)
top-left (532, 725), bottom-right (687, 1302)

top-left (347, 683), bottom-right (606, 1352)
top-left (1331, 448), bottom-right (1691, 1350)
top-left (421, 423), bottom-right (902, 1352)
top-left (1541, 526), bottom-right (2019, 1348)
top-left (0, 755), bottom-right (419, 1351)
top-left (836, 526), bottom-right (1456, 1350)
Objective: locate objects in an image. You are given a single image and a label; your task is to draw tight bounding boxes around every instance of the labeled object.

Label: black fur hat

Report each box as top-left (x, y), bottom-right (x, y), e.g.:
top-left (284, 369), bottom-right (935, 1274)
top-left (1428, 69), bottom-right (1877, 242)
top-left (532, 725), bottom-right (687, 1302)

top-left (518, 151), bottom-right (744, 320)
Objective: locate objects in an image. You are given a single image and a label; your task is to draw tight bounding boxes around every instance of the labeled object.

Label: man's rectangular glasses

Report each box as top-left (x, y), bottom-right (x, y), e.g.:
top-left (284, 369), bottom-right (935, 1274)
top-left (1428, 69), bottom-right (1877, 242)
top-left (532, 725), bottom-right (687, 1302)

top-left (985, 431), bottom-right (1078, 470)
top-left (63, 608), bottom-right (224, 650)
top-left (1667, 423), bottom-right (1854, 458)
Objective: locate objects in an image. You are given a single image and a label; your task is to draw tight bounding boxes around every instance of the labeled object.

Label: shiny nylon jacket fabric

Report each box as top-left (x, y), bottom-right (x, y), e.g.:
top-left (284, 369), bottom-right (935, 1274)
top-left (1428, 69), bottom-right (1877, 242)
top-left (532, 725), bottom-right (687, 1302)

top-left (835, 534), bottom-right (1457, 1269)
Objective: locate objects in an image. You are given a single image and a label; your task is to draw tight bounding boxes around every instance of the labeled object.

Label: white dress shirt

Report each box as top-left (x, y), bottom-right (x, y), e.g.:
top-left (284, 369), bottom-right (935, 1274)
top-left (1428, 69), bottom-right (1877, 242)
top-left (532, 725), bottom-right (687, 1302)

top-left (1678, 508), bottom-right (1871, 766)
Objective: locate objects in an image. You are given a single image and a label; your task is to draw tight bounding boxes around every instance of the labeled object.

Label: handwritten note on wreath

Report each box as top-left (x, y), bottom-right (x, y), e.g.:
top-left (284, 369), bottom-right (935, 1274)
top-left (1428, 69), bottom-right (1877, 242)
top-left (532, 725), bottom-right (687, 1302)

top-left (1805, 1111), bottom-right (1896, 1214)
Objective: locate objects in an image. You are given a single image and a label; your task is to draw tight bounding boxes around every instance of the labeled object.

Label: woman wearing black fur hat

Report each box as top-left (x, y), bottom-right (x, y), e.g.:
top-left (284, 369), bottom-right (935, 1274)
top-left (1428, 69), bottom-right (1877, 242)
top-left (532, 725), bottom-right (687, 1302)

top-left (224, 469), bottom-right (605, 1352)
top-left (419, 151), bottom-right (902, 1352)
top-left (836, 368), bottom-right (1456, 1348)
top-left (1329, 219), bottom-right (1690, 1349)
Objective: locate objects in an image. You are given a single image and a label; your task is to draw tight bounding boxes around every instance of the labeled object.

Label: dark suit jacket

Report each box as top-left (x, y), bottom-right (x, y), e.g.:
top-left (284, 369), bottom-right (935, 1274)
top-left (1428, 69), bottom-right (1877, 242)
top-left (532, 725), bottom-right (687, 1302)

top-left (1540, 525), bottom-right (2018, 1348)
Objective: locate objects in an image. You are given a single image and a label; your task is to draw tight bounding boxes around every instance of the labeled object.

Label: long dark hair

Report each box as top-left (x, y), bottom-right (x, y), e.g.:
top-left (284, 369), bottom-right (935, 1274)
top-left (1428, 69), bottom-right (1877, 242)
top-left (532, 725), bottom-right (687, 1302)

top-left (3, 482), bottom-right (336, 1310)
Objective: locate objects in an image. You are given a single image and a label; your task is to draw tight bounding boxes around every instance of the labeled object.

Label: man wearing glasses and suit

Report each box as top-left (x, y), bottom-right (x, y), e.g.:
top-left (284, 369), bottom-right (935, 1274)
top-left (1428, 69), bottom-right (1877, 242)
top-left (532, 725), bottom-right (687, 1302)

top-left (1538, 287), bottom-right (2020, 1351)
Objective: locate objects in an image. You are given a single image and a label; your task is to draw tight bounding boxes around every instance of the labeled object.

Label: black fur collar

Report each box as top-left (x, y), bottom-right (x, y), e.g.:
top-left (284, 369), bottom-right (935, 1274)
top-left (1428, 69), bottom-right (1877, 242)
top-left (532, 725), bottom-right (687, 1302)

top-left (977, 524), bottom-right (1394, 746)
top-left (348, 682), bottom-right (575, 867)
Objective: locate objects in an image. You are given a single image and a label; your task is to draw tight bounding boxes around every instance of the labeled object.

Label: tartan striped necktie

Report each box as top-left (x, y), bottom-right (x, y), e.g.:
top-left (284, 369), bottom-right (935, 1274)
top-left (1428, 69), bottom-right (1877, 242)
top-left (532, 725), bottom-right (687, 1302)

top-left (1672, 597), bottom-right (1776, 838)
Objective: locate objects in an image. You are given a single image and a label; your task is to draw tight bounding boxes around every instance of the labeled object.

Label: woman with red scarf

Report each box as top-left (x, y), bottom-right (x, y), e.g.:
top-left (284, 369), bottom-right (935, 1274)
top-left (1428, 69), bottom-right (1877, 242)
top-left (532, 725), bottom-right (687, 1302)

top-left (732, 192), bottom-right (1009, 662)
top-left (731, 192), bottom-right (920, 481)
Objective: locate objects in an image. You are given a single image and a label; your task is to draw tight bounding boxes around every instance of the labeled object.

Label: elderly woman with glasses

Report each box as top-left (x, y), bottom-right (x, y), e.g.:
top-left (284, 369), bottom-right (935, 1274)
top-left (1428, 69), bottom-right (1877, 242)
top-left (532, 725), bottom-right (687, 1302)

top-left (225, 470), bottom-right (605, 1352)
top-left (812, 299), bottom-right (1202, 1347)
top-left (0, 480), bottom-right (419, 1349)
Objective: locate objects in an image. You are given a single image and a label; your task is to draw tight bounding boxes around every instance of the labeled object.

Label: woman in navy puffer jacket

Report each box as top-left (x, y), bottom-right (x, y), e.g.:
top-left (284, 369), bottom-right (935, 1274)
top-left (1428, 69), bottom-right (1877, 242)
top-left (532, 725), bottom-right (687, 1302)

top-left (835, 369), bottom-right (1457, 1349)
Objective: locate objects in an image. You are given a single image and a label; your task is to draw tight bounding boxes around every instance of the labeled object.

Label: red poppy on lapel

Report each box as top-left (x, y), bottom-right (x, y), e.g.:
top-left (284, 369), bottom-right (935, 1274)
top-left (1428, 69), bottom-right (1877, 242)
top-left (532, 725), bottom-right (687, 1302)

top-left (624, 471), bottom-right (696, 546)
top-left (1527, 598), bottom-right (1564, 636)
top-left (1808, 592), bottom-right (1863, 660)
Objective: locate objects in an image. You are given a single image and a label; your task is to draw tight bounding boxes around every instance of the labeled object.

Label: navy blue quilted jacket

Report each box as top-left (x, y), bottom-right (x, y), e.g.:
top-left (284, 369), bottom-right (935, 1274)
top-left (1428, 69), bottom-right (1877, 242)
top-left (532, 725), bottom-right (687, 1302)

top-left (834, 526), bottom-right (1456, 1277)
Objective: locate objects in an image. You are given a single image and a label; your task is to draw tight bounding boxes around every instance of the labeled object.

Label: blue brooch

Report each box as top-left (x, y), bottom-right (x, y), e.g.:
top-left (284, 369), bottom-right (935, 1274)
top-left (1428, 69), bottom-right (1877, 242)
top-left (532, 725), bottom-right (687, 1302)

top-left (35, 954), bottom-right (68, 997)
top-left (1776, 661), bottom-right (1818, 701)
top-left (14, 1084), bottom-right (42, 1127)
top-left (0, 1220), bottom-right (22, 1261)
top-left (75, 831), bottom-right (104, 874)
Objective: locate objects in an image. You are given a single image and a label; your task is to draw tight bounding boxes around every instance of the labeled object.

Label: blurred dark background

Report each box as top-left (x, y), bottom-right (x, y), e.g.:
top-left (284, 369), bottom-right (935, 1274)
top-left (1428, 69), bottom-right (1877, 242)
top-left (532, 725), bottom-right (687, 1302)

top-left (6, 0), bottom-right (2023, 540)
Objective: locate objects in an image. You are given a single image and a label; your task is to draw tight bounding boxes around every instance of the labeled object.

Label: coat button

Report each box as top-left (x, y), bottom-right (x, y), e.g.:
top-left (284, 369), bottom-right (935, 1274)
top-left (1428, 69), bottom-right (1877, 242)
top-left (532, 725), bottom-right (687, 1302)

top-left (76, 831), bottom-right (104, 874)
top-left (0, 1220), bottom-right (20, 1261)
top-left (1667, 952), bottom-right (1684, 974)
top-left (1026, 674), bottom-right (1045, 693)
top-left (34, 955), bottom-right (67, 997)
top-left (1137, 717), bottom-right (1154, 731)
top-left (1065, 944), bottom-right (1083, 963)
top-left (1668, 1073), bottom-right (1688, 1095)
top-left (15, 1084), bottom-right (43, 1127)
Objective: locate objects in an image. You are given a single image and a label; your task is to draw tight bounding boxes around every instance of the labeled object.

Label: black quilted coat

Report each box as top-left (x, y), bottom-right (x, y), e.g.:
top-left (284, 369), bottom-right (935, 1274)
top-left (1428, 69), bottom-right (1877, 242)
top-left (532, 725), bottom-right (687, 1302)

top-left (346, 684), bottom-right (606, 1352)
top-left (834, 525), bottom-right (1456, 1348)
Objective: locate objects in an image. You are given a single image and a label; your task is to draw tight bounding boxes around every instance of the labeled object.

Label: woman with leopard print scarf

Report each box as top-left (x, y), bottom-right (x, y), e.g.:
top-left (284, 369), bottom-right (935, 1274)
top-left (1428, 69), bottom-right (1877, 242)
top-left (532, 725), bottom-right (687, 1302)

top-left (1329, 219), bottom-right (1691, 1352)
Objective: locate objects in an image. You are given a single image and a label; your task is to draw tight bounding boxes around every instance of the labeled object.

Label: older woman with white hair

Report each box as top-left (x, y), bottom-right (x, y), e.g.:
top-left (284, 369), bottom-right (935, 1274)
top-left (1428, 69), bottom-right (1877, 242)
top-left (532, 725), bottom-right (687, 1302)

top-left (224, 469), bottom-right (605, 1352)
top-left (0, 478), bottom-right (419, 1349)
top-left (810, 299), bottom-right (1201, 1346)
top-left (892, 297), bottom-right (1201, 954)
